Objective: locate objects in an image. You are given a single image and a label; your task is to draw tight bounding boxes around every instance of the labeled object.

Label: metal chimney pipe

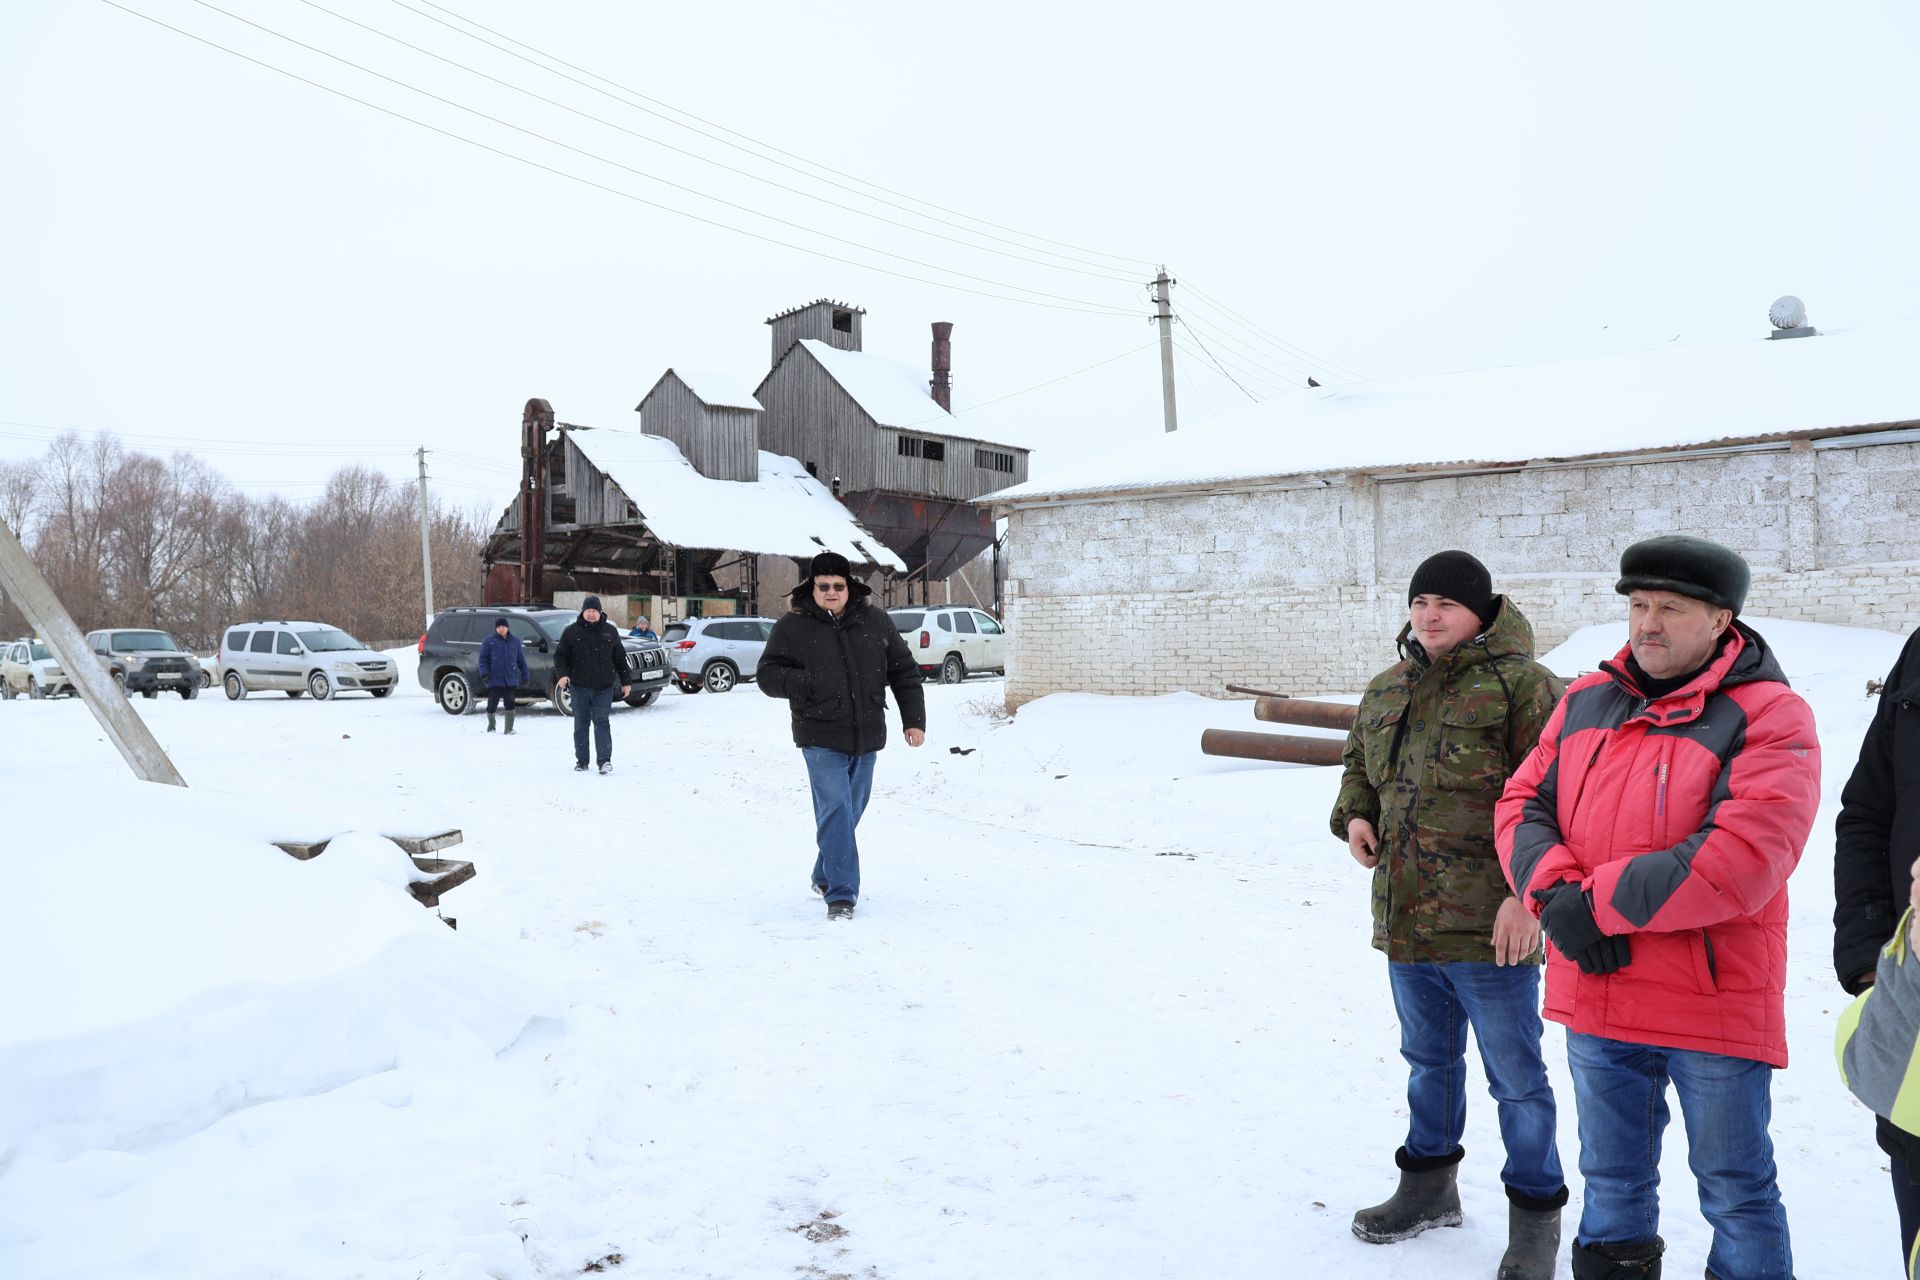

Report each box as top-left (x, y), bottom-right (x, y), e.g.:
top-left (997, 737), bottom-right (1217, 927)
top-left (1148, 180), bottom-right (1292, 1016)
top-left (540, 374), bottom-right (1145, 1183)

top-left (930, 321), bottom-right (953, 412)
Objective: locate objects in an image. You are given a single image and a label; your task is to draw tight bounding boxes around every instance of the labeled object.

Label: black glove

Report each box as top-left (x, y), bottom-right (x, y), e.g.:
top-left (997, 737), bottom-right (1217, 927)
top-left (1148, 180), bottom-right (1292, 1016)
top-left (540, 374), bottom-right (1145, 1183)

top-left (1533, 883), bottom-right (1632, 975)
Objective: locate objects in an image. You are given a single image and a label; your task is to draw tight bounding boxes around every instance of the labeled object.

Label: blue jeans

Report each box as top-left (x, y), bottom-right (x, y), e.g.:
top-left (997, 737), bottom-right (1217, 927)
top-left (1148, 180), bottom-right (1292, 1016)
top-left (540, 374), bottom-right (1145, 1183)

top-left (1388, 961), bottom-right (1563, 1200)
top-left (801, 746), bottom-right (875, 904)
top-left (571, 684), bottom-right (617, 765)
top-left (1566, 1032), bottom-right (1791, 1280)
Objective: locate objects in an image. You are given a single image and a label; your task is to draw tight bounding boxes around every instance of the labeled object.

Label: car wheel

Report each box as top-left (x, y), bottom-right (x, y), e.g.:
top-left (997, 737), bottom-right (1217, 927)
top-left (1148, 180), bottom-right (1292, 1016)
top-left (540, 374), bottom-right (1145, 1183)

top-left (224, 672), bottom-right (247, 700)
top-left (27, 678), bottom-right (41, 700)
top-left (437, 671), bottom-right (473, 715)
top-left (140, 689), bottom-right (157, 699)
top-left (941, 654), bottom-right (966, 684)
top-left (199, 669), bottom-right (212, 690)
top-left (179, 680), bottom-right (198, 700)
top-left (111, 670), bottom-right (128, 696)
top-left (551, 680), bottom-right (574, 717)
top-left (370, 687), bottom-right (391, 698)
top-left (677, 679), bottom-right (701, 694)
top-left (625, 688), bottom-right (660, 708)
top-left (1, 680), bottom-right (12, 701)
top-left (286, 690), bottom-right (303, 699)
top-left (703, 661), bottom-right (738, 694)
top-left (308, 671), bottom-right (334, 701)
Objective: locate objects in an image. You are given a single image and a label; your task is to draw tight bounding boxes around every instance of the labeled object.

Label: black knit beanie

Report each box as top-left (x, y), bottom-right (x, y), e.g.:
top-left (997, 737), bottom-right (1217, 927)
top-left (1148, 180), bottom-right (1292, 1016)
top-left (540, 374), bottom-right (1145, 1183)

top-left (1408, 550), bottom-right (1495, 624)
top-left (1615, 535), bottom-right (1749, 615)
top-left (581, 595), bottom-right (604, 613)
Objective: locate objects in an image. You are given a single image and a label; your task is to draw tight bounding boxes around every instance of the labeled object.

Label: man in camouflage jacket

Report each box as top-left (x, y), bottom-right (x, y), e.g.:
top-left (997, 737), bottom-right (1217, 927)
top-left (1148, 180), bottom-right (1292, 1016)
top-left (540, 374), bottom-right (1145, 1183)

top-left (1327, 551), bottom-right (1567, 1280)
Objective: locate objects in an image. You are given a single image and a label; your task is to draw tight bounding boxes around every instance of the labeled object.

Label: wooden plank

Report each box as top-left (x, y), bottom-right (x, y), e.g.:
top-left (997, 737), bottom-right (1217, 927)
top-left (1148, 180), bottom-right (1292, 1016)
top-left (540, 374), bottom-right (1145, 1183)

top-left (385, 830), bottom-right (465, 856)
top-left (407, 857), bottom-right (476, 908)
top-left (273, 839), bottom-right (332, 861)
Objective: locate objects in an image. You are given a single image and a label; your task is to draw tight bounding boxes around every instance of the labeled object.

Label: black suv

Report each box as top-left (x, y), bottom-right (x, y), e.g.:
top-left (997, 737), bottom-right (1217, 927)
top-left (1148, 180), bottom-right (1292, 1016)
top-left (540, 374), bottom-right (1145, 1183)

top-left (417, 606), bottom-right (672, 716)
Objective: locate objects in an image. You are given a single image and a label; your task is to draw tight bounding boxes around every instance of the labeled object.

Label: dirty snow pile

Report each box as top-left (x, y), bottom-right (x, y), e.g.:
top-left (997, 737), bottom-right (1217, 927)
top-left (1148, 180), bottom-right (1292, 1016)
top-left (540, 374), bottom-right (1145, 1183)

top-left (0, 616), bottom-right (1907, 1279)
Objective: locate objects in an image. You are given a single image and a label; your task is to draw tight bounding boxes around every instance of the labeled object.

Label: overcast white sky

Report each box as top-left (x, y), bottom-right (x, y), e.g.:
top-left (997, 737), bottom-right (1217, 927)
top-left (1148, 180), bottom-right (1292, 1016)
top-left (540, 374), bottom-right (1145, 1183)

top-left (4, 1), bottom-right (1918, 508)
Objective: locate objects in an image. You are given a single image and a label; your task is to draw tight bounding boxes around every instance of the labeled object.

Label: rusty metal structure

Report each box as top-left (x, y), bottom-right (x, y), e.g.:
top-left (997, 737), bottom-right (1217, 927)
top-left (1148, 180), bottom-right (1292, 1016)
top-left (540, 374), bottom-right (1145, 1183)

top-left (1200, 728), bottom-right (1345, 767)
top-left (1252, 697), bottom-right (1360, 732)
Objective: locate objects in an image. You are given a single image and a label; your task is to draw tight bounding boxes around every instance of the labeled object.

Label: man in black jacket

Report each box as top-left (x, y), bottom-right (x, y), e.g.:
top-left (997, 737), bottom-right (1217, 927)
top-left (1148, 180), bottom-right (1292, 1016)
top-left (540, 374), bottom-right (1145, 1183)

top-left (554, 595), bottom-right (630, 775)
top-left (757, 552), bottom-right (926, 919)
top-left (1835, 628), bottom-right (1920, 1266)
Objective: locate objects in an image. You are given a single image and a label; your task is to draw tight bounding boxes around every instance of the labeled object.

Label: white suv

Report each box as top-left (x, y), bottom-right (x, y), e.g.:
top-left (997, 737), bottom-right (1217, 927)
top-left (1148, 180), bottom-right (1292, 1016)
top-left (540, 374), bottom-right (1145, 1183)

top-left (663, 616), bottom-right (775, 694)
top-left (220, 621), bottom-right (399, 700)
top-left (887, 606), bottom-right (1006, 683)
top-left (1, 638), bottom-right (73, 699)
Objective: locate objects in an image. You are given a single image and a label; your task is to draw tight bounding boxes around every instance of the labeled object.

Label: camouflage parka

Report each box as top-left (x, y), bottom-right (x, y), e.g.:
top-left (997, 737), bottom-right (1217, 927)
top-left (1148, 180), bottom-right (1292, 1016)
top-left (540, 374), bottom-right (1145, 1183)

top-left (1328, 596), bottom-right (1562, 964)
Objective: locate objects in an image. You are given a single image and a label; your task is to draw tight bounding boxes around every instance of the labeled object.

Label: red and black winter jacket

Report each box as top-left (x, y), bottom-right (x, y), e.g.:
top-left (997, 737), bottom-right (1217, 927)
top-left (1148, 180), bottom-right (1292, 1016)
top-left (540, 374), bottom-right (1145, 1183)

top-left (1495, 622), bottom-right (1821, 1067)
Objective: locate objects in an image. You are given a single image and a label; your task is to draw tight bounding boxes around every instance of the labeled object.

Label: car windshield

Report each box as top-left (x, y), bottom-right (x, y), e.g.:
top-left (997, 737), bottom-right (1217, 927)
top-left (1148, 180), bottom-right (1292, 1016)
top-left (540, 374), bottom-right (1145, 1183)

top-left (890, 612), bottom-right (924, 632)
top-left (111, 631), bottom-right (180, 653)
top-left (296, 628), bottom-right (364, 653)
top-left (29, 642), bottom-right (51, 661)
top-left (536, 615), bottom-right (571, 642)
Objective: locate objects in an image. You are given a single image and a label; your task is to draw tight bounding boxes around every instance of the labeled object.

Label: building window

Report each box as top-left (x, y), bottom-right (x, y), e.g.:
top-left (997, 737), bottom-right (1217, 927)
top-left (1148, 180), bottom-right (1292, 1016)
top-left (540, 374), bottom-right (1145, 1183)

top-left (832, 308), bottom-right (853, 333)
top-left (547, 448), bottom-right (566, 489)
top-left (550, 494), bottom-right (576, 524)
top-left (897, 436), bottom-right (945, 461)
top-left (975, 449), bottom-right (1014, 473)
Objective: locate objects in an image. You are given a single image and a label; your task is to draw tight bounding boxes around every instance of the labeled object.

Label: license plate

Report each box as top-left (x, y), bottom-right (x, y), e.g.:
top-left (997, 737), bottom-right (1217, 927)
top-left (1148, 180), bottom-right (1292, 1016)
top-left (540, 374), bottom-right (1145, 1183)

top-left (642, 669), bottom-right (665, 680)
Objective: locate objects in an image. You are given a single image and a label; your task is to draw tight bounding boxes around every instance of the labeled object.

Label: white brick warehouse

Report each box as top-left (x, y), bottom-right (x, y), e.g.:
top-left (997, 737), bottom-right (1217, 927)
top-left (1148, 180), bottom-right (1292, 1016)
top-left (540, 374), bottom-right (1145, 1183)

top-left (983, 324), bottom-right (1920, 708)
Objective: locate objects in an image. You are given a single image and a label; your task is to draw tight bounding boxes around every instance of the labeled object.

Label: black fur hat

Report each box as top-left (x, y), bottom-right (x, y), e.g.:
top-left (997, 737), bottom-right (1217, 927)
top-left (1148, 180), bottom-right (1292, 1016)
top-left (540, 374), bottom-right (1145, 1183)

top-left (791, 550), bottom-right (871, 602)
top-left (1615, 535), bottom-right (1749, 615)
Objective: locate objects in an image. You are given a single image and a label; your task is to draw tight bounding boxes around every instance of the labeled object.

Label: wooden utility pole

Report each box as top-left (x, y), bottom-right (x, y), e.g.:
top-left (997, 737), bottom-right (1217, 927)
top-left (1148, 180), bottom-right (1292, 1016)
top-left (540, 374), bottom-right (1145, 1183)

top-left (1153, 267), bottom-right (1178, 432)
top-left (0, 517), bottom-right (187, 787)
top-left (416, 446), bottom-right (436, 629)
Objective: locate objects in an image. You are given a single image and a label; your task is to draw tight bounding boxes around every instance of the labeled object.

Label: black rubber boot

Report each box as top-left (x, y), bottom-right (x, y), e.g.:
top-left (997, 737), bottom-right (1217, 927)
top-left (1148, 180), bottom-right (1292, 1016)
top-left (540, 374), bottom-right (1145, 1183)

top-left (503, 709), bottom-right (515, 735)
top-left (1570, 1236), bottom-right (1664, 1280)
top-left (1496, 1186), bottom-right (1568, 1280)
top-left (486, 709), bottom-right (496, 732)
top-left (1352, 1146), bottom-right (1464, 1243)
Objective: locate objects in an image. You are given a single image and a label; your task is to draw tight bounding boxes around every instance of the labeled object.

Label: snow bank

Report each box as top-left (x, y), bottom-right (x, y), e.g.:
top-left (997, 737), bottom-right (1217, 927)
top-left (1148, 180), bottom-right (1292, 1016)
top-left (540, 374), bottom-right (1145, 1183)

top-left (0, 777), bottom-right (560, 1165)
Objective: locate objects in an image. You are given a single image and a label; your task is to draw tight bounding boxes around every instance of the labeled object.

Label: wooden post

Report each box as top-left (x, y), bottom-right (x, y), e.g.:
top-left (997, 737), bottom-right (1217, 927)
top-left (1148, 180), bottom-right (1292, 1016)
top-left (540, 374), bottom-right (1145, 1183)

top-left (0, 517), bottom-right (187, 787)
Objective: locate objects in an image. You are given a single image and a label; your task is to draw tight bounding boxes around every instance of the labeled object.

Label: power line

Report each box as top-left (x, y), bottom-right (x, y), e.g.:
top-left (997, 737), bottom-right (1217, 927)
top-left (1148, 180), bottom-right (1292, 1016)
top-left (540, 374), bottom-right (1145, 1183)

top-left (891, 339), bottom-right (1162, 429)
top-left (1174, 312), bottom-right (1320, 387)
top-left (1175, 327), bottom-right (1261, 402)
top-left (1171, 347), bottom-right (1216, 417)
top-left (395, 0), bottom-right (1158, 274)
top-left (291, 0), bottom-right (1139, 287)
top-left (173, 0), bottom-right (1141, 316)
top-left (1178, 278), bottom-right (1369, 381)
top-left (98, 0), bottom-right (1141, 319)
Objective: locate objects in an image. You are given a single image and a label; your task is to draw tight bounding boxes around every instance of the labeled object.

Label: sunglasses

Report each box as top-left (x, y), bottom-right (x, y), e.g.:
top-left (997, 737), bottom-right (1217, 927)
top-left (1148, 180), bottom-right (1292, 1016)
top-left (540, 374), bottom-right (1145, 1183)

top-left (816, 582), bottom-right (849, 593)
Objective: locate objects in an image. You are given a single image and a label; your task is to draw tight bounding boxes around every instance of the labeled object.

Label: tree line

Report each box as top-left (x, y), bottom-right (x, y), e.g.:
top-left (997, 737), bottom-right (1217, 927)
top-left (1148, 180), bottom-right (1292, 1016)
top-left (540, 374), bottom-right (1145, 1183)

top-left (0, 434), bottom-right (494, 651)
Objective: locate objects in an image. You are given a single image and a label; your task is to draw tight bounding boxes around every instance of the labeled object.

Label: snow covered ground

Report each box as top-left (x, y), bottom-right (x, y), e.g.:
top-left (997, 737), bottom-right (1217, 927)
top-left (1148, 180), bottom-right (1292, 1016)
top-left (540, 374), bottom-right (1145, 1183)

top-left (0, 620), bottom-right (1904, 1279)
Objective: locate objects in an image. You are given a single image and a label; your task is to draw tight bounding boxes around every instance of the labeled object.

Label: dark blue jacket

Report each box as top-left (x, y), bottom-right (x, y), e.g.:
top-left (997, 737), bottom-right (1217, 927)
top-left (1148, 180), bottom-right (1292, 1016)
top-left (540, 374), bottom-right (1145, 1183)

top-left (478, 631), bottom-right (529, 689)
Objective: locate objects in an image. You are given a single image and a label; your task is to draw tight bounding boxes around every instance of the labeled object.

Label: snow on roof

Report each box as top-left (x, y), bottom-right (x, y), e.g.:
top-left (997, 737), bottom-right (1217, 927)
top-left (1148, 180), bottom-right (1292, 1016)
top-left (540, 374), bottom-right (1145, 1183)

top-left (796, 339), bottom-right (1030, 450)
top-left (667, 367), bottom-right (762, 411)
top-left (985, 322), bottom-right (1920, 505)
top-left (568, 429), bottom-right (906, 570)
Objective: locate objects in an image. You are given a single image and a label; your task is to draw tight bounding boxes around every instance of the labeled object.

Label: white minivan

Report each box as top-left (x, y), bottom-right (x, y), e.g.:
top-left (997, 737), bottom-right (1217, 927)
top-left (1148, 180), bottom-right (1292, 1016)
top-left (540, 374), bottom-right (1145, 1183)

top-left (220, 621), bottom-right (399, 700)
top-left (886, 606), bottom-right (1007, 683)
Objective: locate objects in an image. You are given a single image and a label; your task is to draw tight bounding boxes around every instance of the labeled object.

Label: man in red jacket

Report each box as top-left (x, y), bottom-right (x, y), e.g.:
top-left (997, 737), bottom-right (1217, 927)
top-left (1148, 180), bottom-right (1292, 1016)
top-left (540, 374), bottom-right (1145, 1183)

top-left (1496, 536), bottom-right (1820, 1280)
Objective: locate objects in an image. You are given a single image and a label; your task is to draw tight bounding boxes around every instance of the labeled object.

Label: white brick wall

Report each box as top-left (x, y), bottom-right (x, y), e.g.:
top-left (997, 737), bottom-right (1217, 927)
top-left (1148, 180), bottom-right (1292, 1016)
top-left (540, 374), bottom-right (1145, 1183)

top-left (1002, 439), bottom-right (1920, 708)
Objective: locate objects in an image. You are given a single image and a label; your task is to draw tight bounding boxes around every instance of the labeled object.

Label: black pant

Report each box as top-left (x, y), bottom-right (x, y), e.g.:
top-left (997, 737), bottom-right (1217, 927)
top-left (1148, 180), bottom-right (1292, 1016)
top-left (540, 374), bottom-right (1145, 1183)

top-left (486, 687), bottom-right (515, 715)
top-left (571, 684), bottom-right (616, 765)
top-left (1894, 1148), bottom-right (1920, 1275)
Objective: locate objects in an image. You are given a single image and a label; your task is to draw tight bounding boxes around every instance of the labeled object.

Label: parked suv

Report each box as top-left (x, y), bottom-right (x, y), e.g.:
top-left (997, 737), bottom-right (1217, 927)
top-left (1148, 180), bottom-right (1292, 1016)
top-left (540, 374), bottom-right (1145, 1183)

top-left (417, 605), bottom-right (671, 716)
top-left (887, 607), bottom-right (1007, 683)
top-left (220, 621), bottom-right (399, 700)
top-left (1, 638), bottom-right (73, 699)
top-left (85, 628), bottom-right (200, 699)
top-left (663, 616), bottom-right (774, 694)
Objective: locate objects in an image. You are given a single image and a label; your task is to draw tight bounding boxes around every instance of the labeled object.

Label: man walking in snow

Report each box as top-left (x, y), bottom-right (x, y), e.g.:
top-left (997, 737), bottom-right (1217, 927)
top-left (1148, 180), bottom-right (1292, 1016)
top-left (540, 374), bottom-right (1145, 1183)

top-left (554, 595), bottom-right (630, 775)
top-left (1833, 625), bottom-right (1920, 1270)
top-left (1330, 550), bottom-right (1568, 1280)
top-left (478, 616), bottom-right (528, 734)
top-left (756, 552), bottom-right (925, 920)
top-left (1497, 536), bottom-right (1820, 1280)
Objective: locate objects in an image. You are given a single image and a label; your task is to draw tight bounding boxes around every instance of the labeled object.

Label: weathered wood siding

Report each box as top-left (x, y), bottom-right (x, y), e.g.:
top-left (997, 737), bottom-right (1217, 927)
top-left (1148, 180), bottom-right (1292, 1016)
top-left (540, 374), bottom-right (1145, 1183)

top-left (550, 434), bottom-right (641, 529)
top-left (758, 350), bottom-right (1030, 500)
top-left (768, 302), bottom-right (861, 367)
top-left (641, 375), bottom-right (760, 482)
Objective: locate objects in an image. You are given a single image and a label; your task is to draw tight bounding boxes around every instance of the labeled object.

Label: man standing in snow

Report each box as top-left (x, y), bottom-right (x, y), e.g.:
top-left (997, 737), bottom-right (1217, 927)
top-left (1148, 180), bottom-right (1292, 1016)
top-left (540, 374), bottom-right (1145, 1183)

top-left (1330, 550), bottom-right (1568, 1280)
top-left (1497, 536), bottom-right (1820, 1280)
top-left (477, 616), bottom-right (528, 734)
top-left (1833, 626), bottom-right (1920, 1270)
top-left (554, 595), bottom-right (630, 775)
top-left (756, 552), bottom-right (925, 920)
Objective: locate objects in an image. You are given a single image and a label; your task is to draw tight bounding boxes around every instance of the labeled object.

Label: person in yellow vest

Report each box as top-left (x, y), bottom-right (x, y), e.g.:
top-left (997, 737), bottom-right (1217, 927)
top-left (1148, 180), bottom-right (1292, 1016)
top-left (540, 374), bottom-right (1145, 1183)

top-left (1837, 852), bottom-right (1920, 1279)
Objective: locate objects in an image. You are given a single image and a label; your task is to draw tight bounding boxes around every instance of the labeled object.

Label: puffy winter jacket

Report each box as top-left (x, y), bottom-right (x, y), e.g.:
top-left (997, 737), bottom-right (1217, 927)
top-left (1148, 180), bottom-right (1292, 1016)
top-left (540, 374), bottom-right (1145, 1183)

top-left (1329, 596), bottom-right (1562, 963)
top-left (1496, 622), bottom-right (1821, 1067)
top-left (553, 614), bottom-right (630, 690)
top-left (477, 631), bottom-right (529, 690)
top-left (756, 593), bottom-right (924, 754)
top-left (1836, 629), bottom-right (1920, 993)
